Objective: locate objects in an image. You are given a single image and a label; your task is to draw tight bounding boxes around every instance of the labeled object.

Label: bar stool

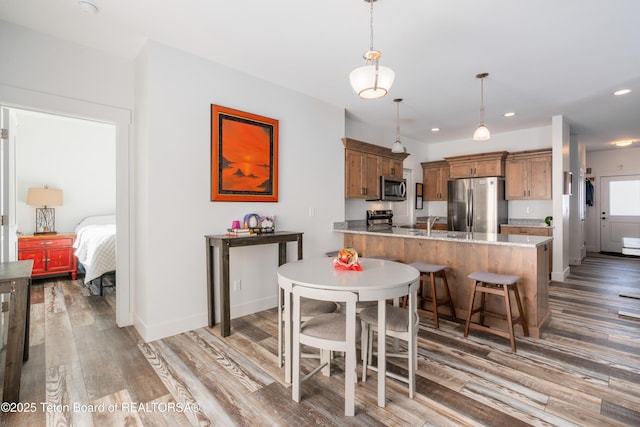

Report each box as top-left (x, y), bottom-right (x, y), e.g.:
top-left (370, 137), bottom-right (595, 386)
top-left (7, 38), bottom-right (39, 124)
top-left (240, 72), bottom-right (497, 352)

top-left (407, 262), bottom-right (456, 329)
top-left (463, 271), bottom-right (529, 352)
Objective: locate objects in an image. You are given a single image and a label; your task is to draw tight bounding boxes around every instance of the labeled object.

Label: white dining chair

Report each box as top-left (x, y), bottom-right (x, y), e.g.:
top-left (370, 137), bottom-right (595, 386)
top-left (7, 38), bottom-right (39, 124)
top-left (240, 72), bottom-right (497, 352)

top-left (291, 285), bottom-right (360, 416)
top-left (359, 280), bottom-right (419, 398)
top-left (278, 292), bottom-right (338, 368)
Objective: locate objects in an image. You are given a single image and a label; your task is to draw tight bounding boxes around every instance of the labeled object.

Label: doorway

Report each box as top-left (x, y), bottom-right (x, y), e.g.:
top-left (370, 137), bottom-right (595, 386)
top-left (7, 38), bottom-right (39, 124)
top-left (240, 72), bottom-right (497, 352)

top-left (0, 84), bottom-right (131, 326)
top-left (600, 175), bottom-right (640, 253)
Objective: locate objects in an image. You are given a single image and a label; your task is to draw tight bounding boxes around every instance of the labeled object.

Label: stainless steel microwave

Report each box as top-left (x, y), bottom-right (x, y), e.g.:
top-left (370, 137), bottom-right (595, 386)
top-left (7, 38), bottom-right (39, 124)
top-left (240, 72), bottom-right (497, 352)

top-left (378, 176), bottom-right (407, 201)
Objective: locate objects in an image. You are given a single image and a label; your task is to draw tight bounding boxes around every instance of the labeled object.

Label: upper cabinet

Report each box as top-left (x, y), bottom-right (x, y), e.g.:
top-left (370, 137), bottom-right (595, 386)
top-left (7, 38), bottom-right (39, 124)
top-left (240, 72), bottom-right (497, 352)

top-left (343, 138), bottom-right (409, 199)
top-left (444, 151), bottom-right (508, 179)
top-left (421, 160), bottom-right (449, 201)
top-left (505, 149), bottom-right (552, 200)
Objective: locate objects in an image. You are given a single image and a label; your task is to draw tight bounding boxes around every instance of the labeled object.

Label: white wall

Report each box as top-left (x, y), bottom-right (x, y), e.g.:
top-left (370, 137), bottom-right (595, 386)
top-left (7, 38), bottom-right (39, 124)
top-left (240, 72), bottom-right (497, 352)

top-left (585, 146), bottom-right (640, 252)
top-left (15, 110), bottom-right (116, 234)
top-left (1, 21), bottom-right (345, 341)
top-left (0, 20), bottom-right (133, 326)
top-left (134, 42), bottom-right (345, 340)
top-left (551, 115), bottom-right (571, 281)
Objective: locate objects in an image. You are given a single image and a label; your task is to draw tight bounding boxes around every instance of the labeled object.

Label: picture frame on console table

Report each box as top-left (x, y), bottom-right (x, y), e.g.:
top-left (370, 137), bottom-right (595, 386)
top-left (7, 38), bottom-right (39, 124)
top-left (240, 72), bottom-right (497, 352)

top-left (211, 104), bottom-right (279, 202)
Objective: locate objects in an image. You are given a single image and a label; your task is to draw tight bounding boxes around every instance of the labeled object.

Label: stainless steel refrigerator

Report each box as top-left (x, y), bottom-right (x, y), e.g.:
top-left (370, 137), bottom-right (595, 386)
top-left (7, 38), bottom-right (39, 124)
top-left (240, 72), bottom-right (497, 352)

top-left (447, 177), bottom-right (508, 233)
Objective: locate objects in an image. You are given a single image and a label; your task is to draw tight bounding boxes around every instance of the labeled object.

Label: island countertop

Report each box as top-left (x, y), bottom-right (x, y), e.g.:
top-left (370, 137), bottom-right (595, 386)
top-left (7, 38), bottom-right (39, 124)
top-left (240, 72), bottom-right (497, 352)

top-left (333, 223), bottom-right (552, 248)
top-left (334, 223), bottom-right (552, 338)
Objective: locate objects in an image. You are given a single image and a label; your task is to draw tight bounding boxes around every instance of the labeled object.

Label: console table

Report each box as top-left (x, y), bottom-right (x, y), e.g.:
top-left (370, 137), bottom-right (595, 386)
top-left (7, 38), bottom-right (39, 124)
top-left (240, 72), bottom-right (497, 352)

top-left (205, 231), bottom-right (303, 337)
top-left (0, 260), bottom-right (33, 402)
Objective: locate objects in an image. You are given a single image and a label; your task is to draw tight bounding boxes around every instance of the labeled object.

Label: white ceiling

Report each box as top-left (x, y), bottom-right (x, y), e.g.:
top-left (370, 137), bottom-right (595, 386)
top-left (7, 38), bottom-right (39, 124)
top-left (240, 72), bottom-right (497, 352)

top-left (2, 0), bottom-right (640, 151)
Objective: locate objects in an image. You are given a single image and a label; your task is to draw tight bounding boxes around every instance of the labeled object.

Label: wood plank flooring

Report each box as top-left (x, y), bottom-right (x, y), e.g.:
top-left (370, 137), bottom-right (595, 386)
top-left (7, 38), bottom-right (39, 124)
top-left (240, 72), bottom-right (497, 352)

top-left (2, 253), bottom-right (639, 426)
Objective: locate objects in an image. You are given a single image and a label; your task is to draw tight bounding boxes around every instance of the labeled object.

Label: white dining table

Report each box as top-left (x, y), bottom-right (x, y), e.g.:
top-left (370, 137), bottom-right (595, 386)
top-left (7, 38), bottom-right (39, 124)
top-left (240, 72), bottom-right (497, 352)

top-left (277, 257), bottom-right (420, 407)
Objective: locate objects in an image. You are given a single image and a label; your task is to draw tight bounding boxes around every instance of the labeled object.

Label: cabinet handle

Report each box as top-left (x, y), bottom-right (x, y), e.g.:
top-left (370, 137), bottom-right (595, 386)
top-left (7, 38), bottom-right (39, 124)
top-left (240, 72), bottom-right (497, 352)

top-left (42, 241), bottom-right (54, 245)
top-left (523, 190), bottom-right (526, 197)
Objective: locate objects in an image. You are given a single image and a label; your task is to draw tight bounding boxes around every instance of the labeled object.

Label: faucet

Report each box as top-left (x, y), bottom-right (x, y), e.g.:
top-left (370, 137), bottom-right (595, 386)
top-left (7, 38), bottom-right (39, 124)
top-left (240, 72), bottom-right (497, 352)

top-left (426, 216), bottom-right (438, 235)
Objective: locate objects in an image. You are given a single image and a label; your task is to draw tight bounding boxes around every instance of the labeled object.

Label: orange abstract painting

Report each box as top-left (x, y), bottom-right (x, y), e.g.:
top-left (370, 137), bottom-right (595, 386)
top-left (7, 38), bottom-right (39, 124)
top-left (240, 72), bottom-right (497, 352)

top-left (211, 105), bottom-right (278, 202)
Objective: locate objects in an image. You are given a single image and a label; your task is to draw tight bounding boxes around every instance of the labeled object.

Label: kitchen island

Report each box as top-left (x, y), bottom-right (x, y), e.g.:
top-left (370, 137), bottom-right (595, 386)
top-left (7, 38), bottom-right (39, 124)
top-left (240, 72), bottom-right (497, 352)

top-left (333, 224), bottom-right (552, 338)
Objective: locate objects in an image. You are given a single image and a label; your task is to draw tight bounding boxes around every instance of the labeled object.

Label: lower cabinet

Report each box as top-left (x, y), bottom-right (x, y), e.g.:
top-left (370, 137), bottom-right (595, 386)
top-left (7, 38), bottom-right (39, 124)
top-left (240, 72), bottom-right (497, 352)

top-left (18, 234), bottom-right (77, 279)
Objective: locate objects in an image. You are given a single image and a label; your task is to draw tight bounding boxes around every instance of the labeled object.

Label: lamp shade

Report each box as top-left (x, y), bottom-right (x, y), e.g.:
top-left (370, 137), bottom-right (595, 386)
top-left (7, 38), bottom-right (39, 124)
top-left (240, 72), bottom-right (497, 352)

top-left (27, 187), bottom-right (63, 207)
top-left (349, 65), bottom-right (395, 99)
top-left (473, 124), bottom-right (491, 141)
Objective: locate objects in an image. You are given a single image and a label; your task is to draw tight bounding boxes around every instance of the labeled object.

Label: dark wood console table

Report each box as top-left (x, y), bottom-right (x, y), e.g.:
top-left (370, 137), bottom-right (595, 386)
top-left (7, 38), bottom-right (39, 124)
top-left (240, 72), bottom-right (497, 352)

top-left (205, 231), bottom-right (303, 337)
top-left (0, 260), bottom-right (33, 402)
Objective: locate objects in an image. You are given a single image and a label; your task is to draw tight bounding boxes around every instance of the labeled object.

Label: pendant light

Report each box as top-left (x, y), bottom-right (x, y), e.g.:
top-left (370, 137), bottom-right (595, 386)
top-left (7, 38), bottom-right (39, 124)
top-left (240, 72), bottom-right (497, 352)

top-left (391, 98), bottom-right (405, 153)
top-left (473, 72), bottom-right (491, 141)
top-left (349, 0), bottom-right (395, 99)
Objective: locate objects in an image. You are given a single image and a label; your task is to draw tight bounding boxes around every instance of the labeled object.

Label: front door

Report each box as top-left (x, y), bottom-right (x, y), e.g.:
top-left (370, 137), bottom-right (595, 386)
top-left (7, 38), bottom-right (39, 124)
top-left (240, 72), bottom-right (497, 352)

top-left (600, 175), bottom-right (640, 253)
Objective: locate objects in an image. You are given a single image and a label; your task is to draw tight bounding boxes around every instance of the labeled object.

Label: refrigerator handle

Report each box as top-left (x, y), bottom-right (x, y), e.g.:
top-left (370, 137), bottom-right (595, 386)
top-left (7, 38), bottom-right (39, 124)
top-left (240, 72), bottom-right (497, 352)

top-left (467, 188), bottom-right (473, 229)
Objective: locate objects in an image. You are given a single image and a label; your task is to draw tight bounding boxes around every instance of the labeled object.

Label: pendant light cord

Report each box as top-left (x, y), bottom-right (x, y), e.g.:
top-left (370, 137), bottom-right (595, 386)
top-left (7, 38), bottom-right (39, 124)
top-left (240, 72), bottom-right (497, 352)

top-left (369, 0), bottom-right (374, 52)
top-left (479, 77), bottom-right (485, 123)
top-left (395, 100), bottom-right (400, 141)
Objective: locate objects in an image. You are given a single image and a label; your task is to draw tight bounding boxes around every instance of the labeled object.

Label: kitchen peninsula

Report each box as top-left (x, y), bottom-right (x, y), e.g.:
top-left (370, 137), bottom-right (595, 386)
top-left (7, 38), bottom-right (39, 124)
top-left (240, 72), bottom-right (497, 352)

top-left (333, 224), bottom-right (552, 338)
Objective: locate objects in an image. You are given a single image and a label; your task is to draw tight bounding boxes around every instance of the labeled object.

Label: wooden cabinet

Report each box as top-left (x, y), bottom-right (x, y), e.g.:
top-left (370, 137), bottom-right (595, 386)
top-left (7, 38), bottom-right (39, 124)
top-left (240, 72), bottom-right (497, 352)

top-left (18, 233), bottom-right (77, 279)
top-left (379, 157), bottom-right (403, 179)
top-left (421, 160), bottom-right (449, 201)
top-left (500, 225), bottom-right (553, 275)
top-left (444, 151), bottom-right (508, 179)
top-left (343, 138), bottom-right (409, 199)
top-left (345, 149), bottom-right (379, 199)
top-left (505, 149), bottom-right (552, 200)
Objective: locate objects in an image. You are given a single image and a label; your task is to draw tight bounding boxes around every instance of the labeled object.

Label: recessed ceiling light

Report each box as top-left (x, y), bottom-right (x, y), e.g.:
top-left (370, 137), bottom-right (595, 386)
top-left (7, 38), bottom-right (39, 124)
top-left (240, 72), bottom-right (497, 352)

top-left (613, 89), bottom-right (631, 96)
top-left (431, 127), bottom-right (440, 132)
top-left (78, 1), bottom-right (98, 15)
top-left (503, 112), bottom-right (516, 117)
top-left (613, 140), bottom-right (633, 147)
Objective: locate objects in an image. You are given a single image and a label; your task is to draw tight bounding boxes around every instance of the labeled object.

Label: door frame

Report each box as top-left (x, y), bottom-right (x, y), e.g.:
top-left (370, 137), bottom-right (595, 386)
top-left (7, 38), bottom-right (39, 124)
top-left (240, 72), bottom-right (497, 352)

top-left (0, 84), bottom-right (132, 327)
top-left (599, 173), bottom-right (640, 253)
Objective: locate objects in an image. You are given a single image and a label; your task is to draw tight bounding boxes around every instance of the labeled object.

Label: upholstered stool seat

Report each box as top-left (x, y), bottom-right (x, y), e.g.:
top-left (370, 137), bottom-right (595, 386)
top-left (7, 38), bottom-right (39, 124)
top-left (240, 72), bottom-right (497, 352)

top-left (464, 271), bottom-right (529, 352)
top-left (278, 296), bottom-right (338, 367)
top-left (407, 262), bottom-right (456, 329)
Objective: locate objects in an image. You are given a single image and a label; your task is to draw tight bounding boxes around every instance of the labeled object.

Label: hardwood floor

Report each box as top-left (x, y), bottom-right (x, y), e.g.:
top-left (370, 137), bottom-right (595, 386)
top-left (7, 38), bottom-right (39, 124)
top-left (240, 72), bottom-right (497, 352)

top-left (2, 253), bottom-right (639, 426)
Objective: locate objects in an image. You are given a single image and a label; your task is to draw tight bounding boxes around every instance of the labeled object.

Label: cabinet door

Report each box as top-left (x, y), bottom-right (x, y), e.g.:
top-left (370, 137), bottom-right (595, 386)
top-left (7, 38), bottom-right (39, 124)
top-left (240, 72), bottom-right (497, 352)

top-left (474, 159), bottom-right (504, 177)
top-left (423, 167), bottom-right (440, 201)
top-left (365, 153), bottom-right (380, 199)
top-left (378, 157), bottom-right (403, 179)
top-left (505, 159), bottom-right (528, 200)
top-left (345, 150), bottom-right (366, 198)
top-left (423, 166), bottom-right (449, 201)
top-left (47, 247), bottom-right (74, 272)
top-left (18, 248), bottom-right (46, 275)
top-left (528, 155), bottom-right (552, 200)
top-left (449, 161), bottom-right (475, 179)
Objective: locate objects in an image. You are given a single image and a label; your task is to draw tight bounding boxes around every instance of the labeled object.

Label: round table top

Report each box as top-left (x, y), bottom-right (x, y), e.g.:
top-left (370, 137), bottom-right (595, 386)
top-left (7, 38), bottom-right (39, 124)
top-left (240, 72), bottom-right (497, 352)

top-left (277, 257), bottom-right (419, 300)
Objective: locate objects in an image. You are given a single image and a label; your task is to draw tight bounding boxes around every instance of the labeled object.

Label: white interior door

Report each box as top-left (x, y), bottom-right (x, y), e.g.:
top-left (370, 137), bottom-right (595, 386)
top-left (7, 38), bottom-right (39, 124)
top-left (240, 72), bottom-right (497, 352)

top-left (600, 175), bottom-right (640, 253)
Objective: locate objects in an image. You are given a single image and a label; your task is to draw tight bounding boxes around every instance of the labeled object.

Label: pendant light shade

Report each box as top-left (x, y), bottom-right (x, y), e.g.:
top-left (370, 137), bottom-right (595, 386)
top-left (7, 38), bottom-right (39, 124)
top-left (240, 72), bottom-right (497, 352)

top-left (350, 0), bottom-right (394, 99)
top-left (473, 72), bottom-right (491, 141)
top-left (391, 98), bottom-right (406, 153)
top-left (473, 124), bottom-right (491, 141)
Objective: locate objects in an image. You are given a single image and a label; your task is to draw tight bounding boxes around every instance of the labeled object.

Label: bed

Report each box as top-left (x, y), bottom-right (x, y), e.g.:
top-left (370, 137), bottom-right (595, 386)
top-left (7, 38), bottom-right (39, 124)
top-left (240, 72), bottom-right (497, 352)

top-left (73, 215), bottom-right (116, 295)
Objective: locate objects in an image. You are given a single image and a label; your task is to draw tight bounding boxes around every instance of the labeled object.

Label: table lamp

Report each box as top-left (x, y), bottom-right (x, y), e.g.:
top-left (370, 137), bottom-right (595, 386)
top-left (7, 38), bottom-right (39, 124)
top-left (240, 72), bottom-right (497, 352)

top-left (27, 186), bottom-right (63, 235)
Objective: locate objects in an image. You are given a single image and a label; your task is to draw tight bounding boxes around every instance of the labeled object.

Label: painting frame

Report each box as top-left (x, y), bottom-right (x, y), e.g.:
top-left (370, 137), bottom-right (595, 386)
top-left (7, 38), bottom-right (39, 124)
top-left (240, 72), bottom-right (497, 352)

top-left (211, 105), bottom-right (279, 202)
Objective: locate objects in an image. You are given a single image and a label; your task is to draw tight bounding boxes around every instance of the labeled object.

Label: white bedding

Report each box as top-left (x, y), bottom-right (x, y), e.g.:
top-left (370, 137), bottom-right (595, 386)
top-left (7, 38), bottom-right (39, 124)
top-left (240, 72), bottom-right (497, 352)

top-left (73, 216), bottom-right (116, 284)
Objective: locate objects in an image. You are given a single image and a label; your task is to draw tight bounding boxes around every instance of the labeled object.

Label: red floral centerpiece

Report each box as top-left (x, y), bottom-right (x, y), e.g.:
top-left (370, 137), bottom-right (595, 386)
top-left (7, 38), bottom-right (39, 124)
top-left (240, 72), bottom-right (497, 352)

top-left (332, 247), bottom-right (362, 271)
